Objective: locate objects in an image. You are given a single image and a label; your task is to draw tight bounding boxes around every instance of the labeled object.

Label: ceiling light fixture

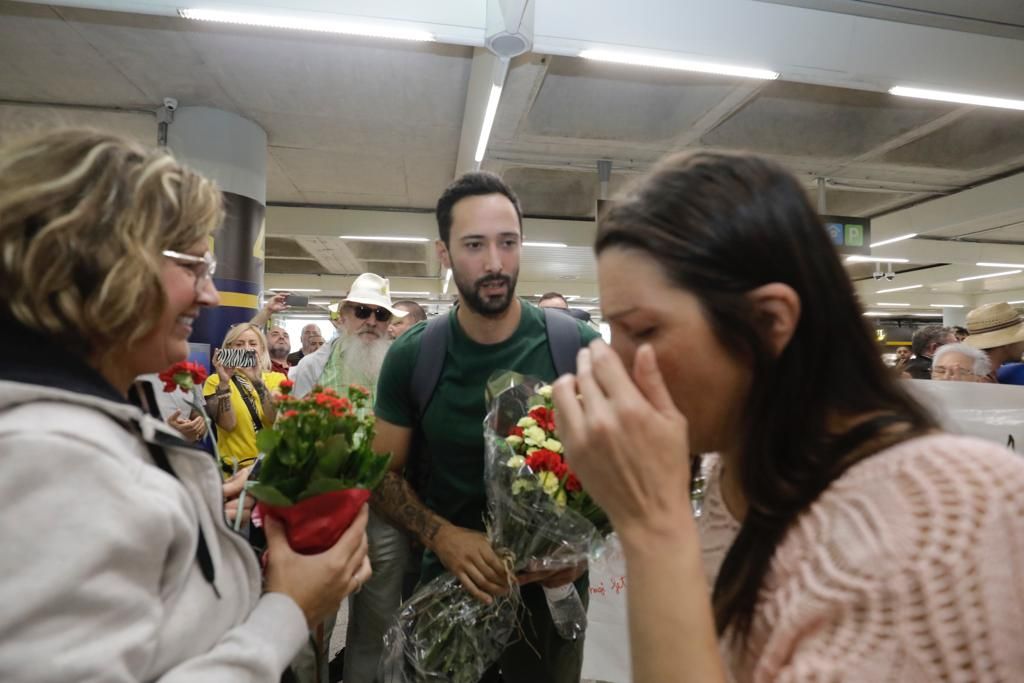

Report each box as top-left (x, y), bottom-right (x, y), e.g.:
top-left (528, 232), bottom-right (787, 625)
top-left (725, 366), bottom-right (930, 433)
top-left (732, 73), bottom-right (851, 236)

top-left (912, 313), bottom-right (943, 317)
top-left (876, 302), bottom-right (911, 307)
top-left (956, 269), bottom-right (1022, 282)
top-left (870, 233), bottom-right (917, 248)
top-left (845, 255), bottom-right (909, 264)
top-left (1009, 300), bottom-right (1024, 305)
top-left (178, 9), bottom-right (435, 41)
top-left (391, 291), bottom-right (431, 297)
top-left (889, 86), bottom-right (1024, 112)
top-left (929, 304), bottom-right (964, 308)
top-left (268, 288), bottom-right (321, 292)
top-left (579, 49), bottom-right (779, 80)
top-left (977, 262), bottom-right (1024, 268)
top-left (863, 311), bottom-right (894, 316)
top-left (877, 284), bottom-right (923, 293)
top-left (523, 241), bottom-right (568, 248)
top-left (474, 84), bottom-right (503, 163)
top-left (339, 235), bottom-right (430, 243)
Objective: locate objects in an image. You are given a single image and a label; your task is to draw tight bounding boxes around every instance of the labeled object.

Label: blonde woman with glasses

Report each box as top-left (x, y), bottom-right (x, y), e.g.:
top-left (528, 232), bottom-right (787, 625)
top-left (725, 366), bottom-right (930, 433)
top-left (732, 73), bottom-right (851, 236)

top-left (0, 129), bottom-right (370, 682)
top-left (204, 322), bottom-right (287, 474)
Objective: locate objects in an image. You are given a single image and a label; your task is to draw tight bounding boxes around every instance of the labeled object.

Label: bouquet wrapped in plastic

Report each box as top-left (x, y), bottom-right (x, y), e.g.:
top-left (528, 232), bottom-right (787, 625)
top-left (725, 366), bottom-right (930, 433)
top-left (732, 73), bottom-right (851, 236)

top-left (248, 382), bottom-right (391, 554)
top-left (379, 372), bottom-right (611, 683)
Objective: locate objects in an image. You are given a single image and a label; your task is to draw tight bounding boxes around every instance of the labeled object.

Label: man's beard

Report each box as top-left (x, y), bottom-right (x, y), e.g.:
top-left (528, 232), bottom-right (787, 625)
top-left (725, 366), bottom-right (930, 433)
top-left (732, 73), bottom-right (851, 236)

top-left (454, 268), bottom-right (519, 318)
top-left (269, 345), bottom-right (289, 361)
top-left (338, 332), bottom-right (392, 383)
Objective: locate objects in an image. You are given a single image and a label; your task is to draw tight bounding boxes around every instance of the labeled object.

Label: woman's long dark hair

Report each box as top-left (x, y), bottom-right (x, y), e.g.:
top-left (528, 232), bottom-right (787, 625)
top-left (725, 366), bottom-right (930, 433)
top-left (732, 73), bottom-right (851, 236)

top-left (596, 151), bottom-right (937, 641)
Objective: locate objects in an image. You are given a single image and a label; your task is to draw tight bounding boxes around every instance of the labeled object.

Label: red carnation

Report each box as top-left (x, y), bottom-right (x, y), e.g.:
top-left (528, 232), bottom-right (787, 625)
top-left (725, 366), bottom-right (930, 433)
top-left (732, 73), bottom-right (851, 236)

top-left (282, 409), bottom-right (300, 419)
top-left (279, 378), bottom-right (295, 395)
top-left (528, 406), bottom-right (556, 432)
top-left (509, 426), bottom-right (524, 438)
top-left (565, 473), bottom-right (582, 493)
top-left (158, 361), bottom-right (208, 393)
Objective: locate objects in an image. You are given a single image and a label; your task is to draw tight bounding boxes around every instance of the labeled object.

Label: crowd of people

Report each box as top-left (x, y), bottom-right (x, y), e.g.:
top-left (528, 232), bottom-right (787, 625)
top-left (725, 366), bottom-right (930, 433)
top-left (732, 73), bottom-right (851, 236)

top-left (2, 128), bottom-right (1023, 683)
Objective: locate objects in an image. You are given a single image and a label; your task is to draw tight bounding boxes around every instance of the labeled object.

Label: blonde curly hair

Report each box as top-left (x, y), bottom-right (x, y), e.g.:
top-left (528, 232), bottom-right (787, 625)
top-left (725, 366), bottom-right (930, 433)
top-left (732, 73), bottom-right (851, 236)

top-left (0, 129), bottom-right (223, 358)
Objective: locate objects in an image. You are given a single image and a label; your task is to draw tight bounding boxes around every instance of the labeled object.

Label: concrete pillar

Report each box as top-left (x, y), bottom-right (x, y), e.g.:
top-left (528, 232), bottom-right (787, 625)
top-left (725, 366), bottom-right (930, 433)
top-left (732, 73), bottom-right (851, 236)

top-left (166, 107), bottom-right (268, 359)
top-left (942, 307), bottom-right (968, 328)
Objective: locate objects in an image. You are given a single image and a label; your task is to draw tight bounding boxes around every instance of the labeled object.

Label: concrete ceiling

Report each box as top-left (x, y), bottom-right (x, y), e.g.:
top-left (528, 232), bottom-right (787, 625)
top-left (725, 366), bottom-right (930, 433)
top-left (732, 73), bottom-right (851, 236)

top-left (3, 0), bottom-right (1024, 317)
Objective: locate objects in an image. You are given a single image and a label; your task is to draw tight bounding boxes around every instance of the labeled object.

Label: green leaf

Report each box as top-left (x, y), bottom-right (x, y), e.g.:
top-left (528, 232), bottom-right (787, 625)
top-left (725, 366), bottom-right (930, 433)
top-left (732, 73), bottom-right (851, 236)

top-left (255, 428), bottom-right (283, 455)
top-left (246, 483), bottom-right (294, 506)
top-left (299, 477), bottom-right (360, 500)
top-left (316, 433), bottom-right (350, 478)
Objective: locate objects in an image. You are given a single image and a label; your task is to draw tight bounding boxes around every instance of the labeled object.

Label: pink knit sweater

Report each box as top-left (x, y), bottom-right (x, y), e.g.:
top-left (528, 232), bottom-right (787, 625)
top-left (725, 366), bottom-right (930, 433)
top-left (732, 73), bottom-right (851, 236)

top-left (696, 434), bottom-right (1024, 682)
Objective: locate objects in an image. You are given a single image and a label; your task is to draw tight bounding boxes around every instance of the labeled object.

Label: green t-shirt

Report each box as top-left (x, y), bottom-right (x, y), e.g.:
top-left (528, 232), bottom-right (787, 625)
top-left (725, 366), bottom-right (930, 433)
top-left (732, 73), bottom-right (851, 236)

top-left (374, 301), bottom-right (600, 580)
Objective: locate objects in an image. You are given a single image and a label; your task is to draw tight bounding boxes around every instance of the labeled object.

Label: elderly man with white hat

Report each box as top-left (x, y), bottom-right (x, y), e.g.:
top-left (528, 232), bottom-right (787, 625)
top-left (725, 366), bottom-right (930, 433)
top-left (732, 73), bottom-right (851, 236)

top-left (288, 272), bottom-right (410, 683)
top-left (964, 301), bottom-right (1024, 384)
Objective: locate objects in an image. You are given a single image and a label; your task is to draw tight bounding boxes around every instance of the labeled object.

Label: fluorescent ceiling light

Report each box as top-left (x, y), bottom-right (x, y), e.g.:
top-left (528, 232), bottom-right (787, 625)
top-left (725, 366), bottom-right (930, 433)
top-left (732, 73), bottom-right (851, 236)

top-left (977, 262), bottom-right (1024, 268)
top-left (956, 269), bottom-right (1022, 282)
top-left (268, 288), bottom-right (321, 292)
top-left (929, 304), bottom-right (964, 308)
top-left (178, 9), bottom-right (435, 41)
top-left (876, 302), bottom-right (911, 307)
top-left (877, 284), bottom-right (923, 293)
top-left (339, 235), bottom-right (429, 243)
top-left (845, 255), bottom-right (909, 264)
top-left (913, 313), bottom-right (943, 317)
top-left (1009, 300), bottom-right (1024, 305)
top-left (474, 84), bottom-right (503, 163)
top-left (580, 49), bottom-right (779, 80)
top-left (391, 291), bottom-right (431, 297)
top-left (889, 86), bottom-right (1024, 112)
top-left (863, 311), bottom-right (894, 316)
top-left (870, 233), bottom-right (917, 248)
top-left (309, 300), bottom-right (331, 305)
top-left (442, 268), bottom-right (452, 295)
top-left (523, 241), bottom-right (568, 248)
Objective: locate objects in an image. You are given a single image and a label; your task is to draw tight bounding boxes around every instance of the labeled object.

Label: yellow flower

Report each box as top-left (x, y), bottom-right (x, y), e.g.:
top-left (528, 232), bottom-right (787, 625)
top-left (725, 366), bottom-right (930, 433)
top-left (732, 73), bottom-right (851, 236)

top-left (538, 471), bottom-right (560, 496)
top-left (506, 455), bottom-right (526, 469)
top-left (543, 438), bottom-right (562, 453)
top-left (555, 489), bottom-right (567, 508)
top-left (517, 417), bottom-right (537, 429)
top-left (524, 426), bottom-right (547, 446)
top-left (505, 435), bottom-right (524, 449)
top-left (512, 479), bottom-right (535, 495)
top-left (538, 385), bottom-right (553, 399)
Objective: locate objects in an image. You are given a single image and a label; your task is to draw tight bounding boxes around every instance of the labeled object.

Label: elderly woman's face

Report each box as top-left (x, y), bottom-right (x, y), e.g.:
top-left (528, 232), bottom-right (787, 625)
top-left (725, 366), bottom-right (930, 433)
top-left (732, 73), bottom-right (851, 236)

top-left (128, 237), bottom-right (218, 374)
top-left (932, 351), bottom-right (981, 382)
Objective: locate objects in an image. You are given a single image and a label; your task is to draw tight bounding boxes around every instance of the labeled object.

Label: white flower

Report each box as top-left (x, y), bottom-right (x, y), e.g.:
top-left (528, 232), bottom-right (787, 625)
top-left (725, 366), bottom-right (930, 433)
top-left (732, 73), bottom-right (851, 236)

top-left (505, 435), bottom-right (524, 448)
top-left (524, 426), bottom-right (547, 446)
top-left (512, 479), bottom-right (535, 495)
top-left (543, 438), bottom-right (563, 453)
top-left (538, 385), bottom-right (553, 399)
top-left (517, 417), bottom-right (537, 429)
top-left (506, 455), bottom-right (526, 469)
top-left (537, 471), bottom-right (560, 496)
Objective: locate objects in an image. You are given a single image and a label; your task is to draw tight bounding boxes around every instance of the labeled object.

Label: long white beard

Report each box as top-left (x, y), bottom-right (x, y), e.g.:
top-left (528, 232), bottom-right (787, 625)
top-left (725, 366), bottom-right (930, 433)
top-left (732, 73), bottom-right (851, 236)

top-left (337, 332), bottom-right (392, 385)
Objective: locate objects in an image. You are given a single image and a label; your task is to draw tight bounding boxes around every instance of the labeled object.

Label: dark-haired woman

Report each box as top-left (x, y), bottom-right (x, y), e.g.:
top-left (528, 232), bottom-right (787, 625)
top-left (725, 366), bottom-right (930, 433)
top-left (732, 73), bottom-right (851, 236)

top-left (553, 151), bottom-right (1024, 682)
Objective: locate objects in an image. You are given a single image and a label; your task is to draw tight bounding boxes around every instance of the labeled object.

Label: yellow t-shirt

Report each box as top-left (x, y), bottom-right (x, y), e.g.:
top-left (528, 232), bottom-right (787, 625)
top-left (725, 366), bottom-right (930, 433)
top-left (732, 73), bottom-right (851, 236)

top-left (203, 371), bottom-right (286, 472)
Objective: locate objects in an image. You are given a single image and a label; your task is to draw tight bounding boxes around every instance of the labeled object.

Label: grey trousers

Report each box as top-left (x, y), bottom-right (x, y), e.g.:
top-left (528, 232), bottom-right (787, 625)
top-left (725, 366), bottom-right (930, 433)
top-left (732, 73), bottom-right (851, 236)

top-left (290, 510), bottom-right (411, 683)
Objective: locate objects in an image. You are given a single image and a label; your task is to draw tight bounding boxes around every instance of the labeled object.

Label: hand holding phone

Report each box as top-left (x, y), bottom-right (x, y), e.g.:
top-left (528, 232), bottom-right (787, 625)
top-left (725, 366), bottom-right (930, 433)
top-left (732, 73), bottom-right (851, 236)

top-left (217, 347), bottom-right (258, 369)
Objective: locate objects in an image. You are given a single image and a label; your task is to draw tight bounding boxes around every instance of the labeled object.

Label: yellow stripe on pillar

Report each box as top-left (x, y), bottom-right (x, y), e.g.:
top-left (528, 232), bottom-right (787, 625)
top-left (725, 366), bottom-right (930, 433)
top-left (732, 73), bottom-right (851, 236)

top-left (217, 291), bottom-right (260, 309)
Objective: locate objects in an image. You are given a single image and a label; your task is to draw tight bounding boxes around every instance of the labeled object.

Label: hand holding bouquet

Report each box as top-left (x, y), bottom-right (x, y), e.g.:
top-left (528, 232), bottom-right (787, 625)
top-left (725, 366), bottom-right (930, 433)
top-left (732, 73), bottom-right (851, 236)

top-left (379, 372), bottom-right (611, 683)
top-left (248, 382), bottom-right (392, 554)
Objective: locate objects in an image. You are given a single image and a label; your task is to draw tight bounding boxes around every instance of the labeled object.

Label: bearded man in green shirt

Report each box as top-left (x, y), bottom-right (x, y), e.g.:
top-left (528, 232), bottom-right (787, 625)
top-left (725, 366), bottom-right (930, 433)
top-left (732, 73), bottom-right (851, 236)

top-left (373, 172), bottom-right (599, 683)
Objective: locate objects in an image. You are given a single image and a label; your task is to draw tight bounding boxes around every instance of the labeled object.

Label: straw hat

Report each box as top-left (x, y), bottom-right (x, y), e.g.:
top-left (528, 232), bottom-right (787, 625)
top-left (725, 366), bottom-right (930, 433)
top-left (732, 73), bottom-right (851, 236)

top-left (964, 302), bottom-right (1024, 350)
top-left (332, 273), bottom-right (407, 319)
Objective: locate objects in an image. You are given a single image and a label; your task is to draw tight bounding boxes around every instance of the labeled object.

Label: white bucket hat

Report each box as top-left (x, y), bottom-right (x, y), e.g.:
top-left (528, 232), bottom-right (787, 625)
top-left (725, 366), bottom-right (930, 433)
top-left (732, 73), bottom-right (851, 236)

top-left (336, 273), bottom-right (407, 319)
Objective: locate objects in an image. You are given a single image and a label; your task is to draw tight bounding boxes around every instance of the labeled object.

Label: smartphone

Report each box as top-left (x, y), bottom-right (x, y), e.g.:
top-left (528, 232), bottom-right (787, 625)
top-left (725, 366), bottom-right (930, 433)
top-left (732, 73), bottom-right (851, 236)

top-left (284, 294), bottom-right (309, 307)
top-left (217, 348), bottom-right (258, 368)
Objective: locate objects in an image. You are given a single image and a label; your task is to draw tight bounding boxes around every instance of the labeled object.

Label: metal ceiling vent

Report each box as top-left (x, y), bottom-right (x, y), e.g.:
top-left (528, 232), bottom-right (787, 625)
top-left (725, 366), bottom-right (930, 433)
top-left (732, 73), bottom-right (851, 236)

top-left (485, 0), bottom-right (534, 59)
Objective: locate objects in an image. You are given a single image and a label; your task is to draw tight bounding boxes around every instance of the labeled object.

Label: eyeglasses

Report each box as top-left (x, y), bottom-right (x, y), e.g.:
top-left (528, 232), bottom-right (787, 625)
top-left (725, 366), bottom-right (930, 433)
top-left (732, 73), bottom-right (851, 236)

top-left (163, 250), bottom-right (216, 292)
top-left (932, 365), bottom-right (975, 379)
top-left (350, 304), bottom-right (391, 322)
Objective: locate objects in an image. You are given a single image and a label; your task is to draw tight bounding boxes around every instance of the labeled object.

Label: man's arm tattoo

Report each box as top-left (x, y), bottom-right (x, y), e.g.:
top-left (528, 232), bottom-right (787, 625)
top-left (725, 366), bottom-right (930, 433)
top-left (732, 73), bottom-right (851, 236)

top-left (371, 472), bottom-right (442, 546)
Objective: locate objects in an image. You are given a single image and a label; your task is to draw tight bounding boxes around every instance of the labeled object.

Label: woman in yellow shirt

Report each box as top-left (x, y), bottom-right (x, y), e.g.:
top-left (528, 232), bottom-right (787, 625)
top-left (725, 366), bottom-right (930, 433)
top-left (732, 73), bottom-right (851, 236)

top-left (204, 323), bottom-right (287, 474)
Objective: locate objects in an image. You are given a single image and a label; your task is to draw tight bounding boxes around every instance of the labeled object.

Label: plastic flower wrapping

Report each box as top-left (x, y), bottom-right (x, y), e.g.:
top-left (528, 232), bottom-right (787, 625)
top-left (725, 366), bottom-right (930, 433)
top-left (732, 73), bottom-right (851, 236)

top-left (379, 371), bottom-right (611, 683)
top-left (248, 382), bottom-right (392, 554)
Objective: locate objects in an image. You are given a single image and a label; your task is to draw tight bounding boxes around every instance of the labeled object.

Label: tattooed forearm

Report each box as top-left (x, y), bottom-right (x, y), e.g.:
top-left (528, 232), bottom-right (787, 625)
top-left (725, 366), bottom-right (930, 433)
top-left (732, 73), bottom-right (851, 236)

top-left (371, 472), bottom-right (443, 546)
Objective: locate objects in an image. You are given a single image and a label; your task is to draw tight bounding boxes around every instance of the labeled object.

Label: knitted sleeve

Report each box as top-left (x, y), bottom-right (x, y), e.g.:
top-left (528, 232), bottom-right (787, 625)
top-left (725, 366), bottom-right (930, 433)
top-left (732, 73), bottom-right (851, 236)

top-left (743, 435), bottom-right (1024, 683)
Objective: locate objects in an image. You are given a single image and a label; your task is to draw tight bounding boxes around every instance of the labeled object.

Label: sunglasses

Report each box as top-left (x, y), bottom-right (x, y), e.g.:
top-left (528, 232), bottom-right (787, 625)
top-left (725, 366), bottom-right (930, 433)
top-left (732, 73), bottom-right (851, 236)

top-left (350, 304), bottom-right (392, 322)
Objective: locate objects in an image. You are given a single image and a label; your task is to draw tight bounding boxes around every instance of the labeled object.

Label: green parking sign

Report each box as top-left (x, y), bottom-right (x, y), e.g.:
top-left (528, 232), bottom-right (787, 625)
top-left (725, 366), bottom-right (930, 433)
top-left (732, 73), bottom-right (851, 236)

top-left (845, 223), bottom-right (864, 247)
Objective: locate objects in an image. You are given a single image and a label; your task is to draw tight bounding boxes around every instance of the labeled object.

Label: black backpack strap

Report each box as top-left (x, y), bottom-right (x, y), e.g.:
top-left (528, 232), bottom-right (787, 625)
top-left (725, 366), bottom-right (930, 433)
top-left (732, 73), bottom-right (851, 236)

top-left (410, 314), bottom-right (450, 420)
top-left (544, 307), bottom-right (583, 378)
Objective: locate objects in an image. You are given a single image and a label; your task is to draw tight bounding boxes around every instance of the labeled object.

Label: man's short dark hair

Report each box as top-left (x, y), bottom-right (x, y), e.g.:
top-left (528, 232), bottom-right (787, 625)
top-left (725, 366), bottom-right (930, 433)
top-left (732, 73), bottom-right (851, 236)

top-left (539, 292), bottom-right (566, 304)
top-left (436, 171), bottom-right (523, 245)
top-left (393, 300), bottom-right (427, 323)
top-left (911, 325), bottom-right (953, 357)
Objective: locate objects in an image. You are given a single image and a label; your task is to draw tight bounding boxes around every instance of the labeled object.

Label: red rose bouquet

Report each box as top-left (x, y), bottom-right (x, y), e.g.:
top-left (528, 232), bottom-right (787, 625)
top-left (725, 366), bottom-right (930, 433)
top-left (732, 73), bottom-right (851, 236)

top-left (379, 372), bottom-right (611, 683)
top-left (248, 382), bottom-right (392, 554)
